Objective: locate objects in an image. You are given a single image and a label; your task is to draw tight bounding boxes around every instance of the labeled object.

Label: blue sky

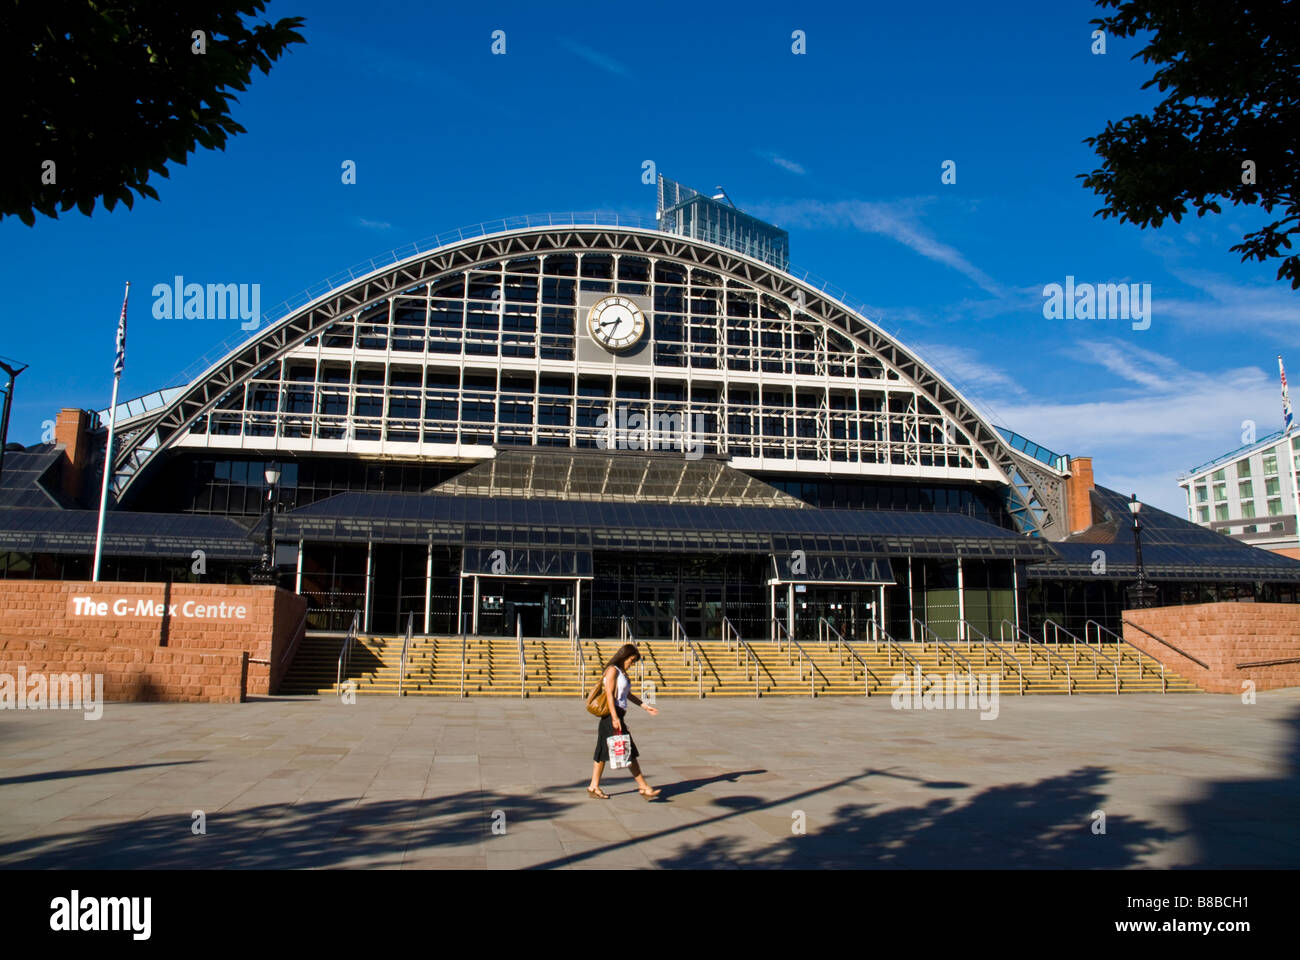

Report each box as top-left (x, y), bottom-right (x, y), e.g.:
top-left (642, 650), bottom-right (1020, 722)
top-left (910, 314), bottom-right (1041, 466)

top-left (3, 0), bottom-right (1295, 515)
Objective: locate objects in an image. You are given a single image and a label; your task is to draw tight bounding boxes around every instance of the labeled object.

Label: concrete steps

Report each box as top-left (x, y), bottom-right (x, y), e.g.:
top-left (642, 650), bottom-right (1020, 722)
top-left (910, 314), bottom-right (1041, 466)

top-left (278, 633), bottom-right (1204, 698)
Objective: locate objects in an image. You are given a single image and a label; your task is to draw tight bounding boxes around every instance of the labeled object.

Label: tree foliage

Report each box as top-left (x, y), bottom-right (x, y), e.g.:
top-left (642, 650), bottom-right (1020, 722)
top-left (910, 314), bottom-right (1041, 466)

top-left (0, 2), bottom-right (305, 225)
top-left (1079, 0), bottom-right (1300, 288)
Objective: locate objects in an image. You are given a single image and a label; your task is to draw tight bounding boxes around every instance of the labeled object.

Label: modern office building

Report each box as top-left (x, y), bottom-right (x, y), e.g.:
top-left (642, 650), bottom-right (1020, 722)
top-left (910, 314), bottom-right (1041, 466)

top-left (3, 178), bottom-right (1299, 644)
top-left (1179, 431), bottom-right (1300, 560)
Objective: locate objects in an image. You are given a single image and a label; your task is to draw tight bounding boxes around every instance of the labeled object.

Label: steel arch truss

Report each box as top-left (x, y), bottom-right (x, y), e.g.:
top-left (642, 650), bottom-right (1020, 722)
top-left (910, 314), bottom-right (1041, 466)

top-left (110, 225), bottom-right (1064, 534)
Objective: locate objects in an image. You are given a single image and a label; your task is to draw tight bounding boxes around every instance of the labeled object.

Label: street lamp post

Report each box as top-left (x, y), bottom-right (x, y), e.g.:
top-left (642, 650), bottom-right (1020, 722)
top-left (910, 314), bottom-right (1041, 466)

top-left (1126, 493), bottom-right (1158, 609)
top-left (251, 465), bottom-right (281, 585)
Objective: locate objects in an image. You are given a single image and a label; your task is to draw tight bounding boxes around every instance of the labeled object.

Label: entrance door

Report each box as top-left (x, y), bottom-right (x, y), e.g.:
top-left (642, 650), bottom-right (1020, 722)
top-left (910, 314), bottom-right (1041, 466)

top-left (791, 586), bottom-right (878, 642)
top-left (484, 579), bottom-right (574, 637)
top-left (635, 582), bottom-right (675, 639)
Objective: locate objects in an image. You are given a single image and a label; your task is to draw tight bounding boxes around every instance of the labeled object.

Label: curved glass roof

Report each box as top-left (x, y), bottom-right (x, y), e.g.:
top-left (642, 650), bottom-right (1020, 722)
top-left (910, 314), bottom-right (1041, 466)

top-left (431, 449), bottom-right (809, 508)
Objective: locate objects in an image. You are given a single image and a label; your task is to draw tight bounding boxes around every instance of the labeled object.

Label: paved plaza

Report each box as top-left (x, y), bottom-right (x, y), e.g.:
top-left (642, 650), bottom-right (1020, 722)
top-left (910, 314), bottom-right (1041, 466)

top-left (2, 690), bottom-right (1298, 869)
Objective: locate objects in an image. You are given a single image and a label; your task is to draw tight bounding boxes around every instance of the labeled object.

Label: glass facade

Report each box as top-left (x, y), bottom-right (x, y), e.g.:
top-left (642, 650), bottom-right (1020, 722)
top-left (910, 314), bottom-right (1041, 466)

top-left (178, 250), bottom-right (993, 479)
top-left (15, 219), bottom-right (1289, 653)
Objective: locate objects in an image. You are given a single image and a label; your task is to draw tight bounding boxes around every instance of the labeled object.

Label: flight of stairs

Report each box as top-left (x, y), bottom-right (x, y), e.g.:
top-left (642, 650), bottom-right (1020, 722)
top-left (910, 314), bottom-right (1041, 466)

top-left (277, 633), bottom-right (1203, 697)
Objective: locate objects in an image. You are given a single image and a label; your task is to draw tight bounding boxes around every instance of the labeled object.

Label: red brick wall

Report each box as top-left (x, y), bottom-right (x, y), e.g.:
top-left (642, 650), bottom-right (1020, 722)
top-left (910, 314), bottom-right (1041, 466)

top-left (0, 634), bottom-right (246, 703)
top-left (1065, 457), bottom-right (1095, 535)
top-left (54, 409), bottom-right (91, 503)
top-left (1124, 602), bottom-right (1300, 693)
top-left (0, 581), bottom-right (305, 698)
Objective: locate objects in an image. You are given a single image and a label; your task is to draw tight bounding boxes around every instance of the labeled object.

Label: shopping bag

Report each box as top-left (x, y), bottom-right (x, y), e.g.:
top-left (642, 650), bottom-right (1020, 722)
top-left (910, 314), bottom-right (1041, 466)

top-left (606, 733), bottom-right (632, 769)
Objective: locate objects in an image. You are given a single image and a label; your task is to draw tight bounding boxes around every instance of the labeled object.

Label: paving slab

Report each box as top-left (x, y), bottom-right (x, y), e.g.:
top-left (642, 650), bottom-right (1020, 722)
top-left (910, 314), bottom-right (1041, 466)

top-left (2, 691), bottom-right (1300, 868)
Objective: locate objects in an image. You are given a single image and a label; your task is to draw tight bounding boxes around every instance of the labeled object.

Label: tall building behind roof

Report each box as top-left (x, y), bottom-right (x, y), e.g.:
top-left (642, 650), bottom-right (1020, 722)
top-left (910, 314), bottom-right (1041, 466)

top-left (1179, 430), bottom-right (1300, 560)
top-left (657, 175), bottom-right (789, 269)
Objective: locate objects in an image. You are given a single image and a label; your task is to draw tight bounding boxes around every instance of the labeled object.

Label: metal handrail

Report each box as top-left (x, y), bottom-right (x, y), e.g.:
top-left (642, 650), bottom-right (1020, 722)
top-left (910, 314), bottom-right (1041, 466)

top-left (1045, 618), bottom-right (1119, 690)
top-left (721, 616), bottom-right (740, 652)
top-left (772, 618), bottom-right (793, 650)
top-left (517, 615), bottom-right (526, 699)
top-left (335, 611), bottom-right (359, 695)
top-left (1084, 619), bottom-right (1162, 691)
top-left (913, 619), bottom-right (976, 685)
top-left (1237, 656), bottom-right (1300, 668)
top-left (875, 624), bottom-right (930, 678)
top-left (671, 617), bottom-right (704, 698)
top-left (1121, 619), bottom-right (1210, 670)
top-left (819, 618), bottom-right (879, 697)
top-left (459, 628), bottom-right (467, 698)
top-left (818, 616), bottom-right (846, 662)
top-left (618, 616), bottom-right (645, 684)
top-left (961, 620), bottom-right (1025, 695)
top-left (999, 618), bottom-right (1072, 694)
top-left (397, 611), bottom-right (414, 697)
top-left (773, 622), bottom-right (824, 698)
top-left (571, 615), bottom-right (587, 697)
top-left (723, 618), bottom-right (760, 697)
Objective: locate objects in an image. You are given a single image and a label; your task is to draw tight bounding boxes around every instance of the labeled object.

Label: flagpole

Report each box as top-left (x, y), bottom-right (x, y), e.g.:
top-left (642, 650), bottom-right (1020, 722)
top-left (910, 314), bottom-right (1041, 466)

top-left (92, 282), bottom-right (129, 582)
top-left (1278, 355), bottom-right (1300, 561)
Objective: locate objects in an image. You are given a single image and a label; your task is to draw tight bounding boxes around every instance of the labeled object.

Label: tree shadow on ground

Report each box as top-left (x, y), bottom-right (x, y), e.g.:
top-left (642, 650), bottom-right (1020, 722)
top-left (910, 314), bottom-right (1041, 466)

top-left (1172, 704), bottom-right (1300, 869)
top-left (0, 761), bottom-right (200, 788)
top-left (0, 789), bottom-right (574, 869)
top-left (616, 765), bottom-right (1173, 869)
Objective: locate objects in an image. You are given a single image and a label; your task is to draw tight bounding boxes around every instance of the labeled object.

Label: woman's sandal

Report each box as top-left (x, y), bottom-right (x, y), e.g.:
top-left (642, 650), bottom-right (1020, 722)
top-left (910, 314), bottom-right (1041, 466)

top-left (587, 786), bottom-right (610, 800)
top-left (638, 787), bottom-right (662, 800)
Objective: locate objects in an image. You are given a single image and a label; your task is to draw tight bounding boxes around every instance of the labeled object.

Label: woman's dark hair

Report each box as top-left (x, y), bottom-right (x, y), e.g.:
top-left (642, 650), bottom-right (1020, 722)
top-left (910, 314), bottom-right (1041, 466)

top-left (604, 643), bottom-right (641, 671)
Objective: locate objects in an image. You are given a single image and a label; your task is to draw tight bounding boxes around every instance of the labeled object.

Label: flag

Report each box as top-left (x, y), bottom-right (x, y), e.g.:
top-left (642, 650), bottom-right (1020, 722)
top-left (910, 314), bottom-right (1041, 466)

top-left (114, 283), bottom-right (129, 378)
top-left (1281, 355), bottom-right (1293, 436)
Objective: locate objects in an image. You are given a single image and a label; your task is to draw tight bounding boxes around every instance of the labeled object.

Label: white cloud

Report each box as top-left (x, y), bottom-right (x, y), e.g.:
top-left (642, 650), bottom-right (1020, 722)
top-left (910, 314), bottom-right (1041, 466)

top-left (755, 198), bottom-right (1004, 296)
top-left (760, 152), bottom-right (806, 176)
top-left (1153, 268), bottom-right (1299, 338)
top-left (1069, 339), bottom-right (1183, 392)
top-left (562, 40), bottom-right (631, 77)
top-left (911, 341), bottom-right (1028, 398)
top-left (358, 218), bottom-right (393, 230)
top-left (985, 345), bottom-right (1283, 512)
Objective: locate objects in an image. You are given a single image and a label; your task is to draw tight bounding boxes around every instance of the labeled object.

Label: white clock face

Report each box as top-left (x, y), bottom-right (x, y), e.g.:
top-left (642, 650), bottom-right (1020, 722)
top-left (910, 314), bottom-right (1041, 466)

top-left (587, 296), bottom-right (646, 352)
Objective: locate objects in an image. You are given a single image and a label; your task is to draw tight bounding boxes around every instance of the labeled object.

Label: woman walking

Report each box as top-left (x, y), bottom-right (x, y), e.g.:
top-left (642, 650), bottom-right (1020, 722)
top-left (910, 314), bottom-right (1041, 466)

top-left (588, 643), bottom-right (661, 800)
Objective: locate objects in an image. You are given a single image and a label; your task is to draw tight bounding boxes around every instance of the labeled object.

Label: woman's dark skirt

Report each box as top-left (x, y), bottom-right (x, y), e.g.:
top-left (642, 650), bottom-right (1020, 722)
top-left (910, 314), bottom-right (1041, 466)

top-left (594, 707), bottom-right (639, 763)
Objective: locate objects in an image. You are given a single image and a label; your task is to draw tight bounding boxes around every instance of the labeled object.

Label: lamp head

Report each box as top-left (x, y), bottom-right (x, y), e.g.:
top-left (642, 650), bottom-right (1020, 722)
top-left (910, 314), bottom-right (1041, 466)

top-left (1128, 494), bottom-right (1142, 516)
top-left (265, 466), bottom-right (281, 486)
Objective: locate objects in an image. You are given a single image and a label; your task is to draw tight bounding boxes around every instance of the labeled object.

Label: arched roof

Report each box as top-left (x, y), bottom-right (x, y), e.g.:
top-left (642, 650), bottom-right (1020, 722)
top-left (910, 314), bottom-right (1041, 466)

top-left (110, 221), bottom-right (1066, 534)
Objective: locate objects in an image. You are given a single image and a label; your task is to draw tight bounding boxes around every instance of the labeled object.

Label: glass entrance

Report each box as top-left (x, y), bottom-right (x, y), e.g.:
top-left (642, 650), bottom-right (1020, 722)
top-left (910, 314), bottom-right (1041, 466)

top-left (477, 578), bottom-right (574, 637)
top-left (790, 585), bottom-right (878, 642)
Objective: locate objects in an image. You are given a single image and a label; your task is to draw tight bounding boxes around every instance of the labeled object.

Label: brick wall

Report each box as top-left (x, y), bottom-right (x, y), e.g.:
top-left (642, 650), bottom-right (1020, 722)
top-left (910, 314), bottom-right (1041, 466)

top-left (54, 408), bottom-right (93, 503)
top-left (1064, 456), bottom-right (1095, 535)
top-left (0, 581), bottom-right (306, 699)
top-left (0, 634), bottom-right (246, 703)
top-left (1124, 602), bottom-right (1300, 693)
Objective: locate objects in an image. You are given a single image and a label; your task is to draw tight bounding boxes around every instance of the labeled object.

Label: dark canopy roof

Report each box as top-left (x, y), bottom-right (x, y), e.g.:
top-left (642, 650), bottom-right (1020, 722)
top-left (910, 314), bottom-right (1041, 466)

top-left (431, 448), bottom-right (810, 509)
top-left (1025, 485), bottom-right (1300, 582)
top-left (265, 489), bottom-right (1057, 561)
top-left (0, 506), bottom-right (258, 560)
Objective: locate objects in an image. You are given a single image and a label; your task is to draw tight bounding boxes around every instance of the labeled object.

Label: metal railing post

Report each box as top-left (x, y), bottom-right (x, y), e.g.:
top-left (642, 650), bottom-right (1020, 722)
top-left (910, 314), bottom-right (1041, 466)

top-left (398, 610), bottom-right (413, 697)
top-left (517, 614), bottom-right (525, 699)
top-left (336, 610), bottom-right (359, 695)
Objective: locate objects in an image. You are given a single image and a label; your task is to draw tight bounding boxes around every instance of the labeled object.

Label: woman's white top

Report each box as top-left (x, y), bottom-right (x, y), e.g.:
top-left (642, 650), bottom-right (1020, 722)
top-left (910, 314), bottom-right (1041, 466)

top-left (612, 666), bottom-right (630, 711)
